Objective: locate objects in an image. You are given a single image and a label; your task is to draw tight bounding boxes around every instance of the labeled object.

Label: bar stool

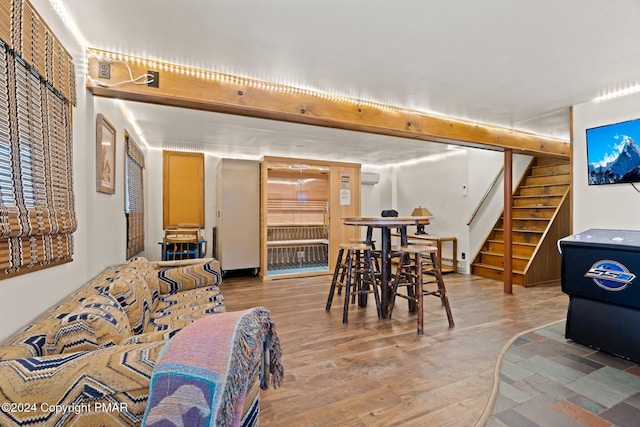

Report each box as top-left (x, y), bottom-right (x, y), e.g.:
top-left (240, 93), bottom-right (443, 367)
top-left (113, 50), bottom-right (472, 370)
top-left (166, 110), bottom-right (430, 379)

top-left (326, 243), bottom-right (382, 324)
top-left (388, 245), bottom-right (454, 335)
top-left (349, 238), bottom-right (380, 282)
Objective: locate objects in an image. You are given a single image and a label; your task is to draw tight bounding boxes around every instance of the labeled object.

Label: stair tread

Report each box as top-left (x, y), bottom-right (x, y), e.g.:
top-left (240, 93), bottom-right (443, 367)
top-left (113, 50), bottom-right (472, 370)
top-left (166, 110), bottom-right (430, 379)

top-left (488, 239), bottom-right (538, 246)
top-left (501, 216), bottom-right (551, 221)
top-left (472, 262), bottom-right (525, 274)
top-left (534, 159), bottom-right (569, 164)
top-left (509, 217), bottom-right (553, 221)
top-left (514, 194), bottom-right (565, 198)
top-left (475, 157), bottom-right (569, 286)
top-left (531, 165), bottom-right (569, 169)
top-left (519, 183), bottom-right (570, 188)
top-left (494, 228), bottom-right (544, 233)
top-left (527, 172), bottom-right (571, 178)
top-left (480, 250), bottom-right (530, 260)
top-left (513, 203), bottom-right (562, 207)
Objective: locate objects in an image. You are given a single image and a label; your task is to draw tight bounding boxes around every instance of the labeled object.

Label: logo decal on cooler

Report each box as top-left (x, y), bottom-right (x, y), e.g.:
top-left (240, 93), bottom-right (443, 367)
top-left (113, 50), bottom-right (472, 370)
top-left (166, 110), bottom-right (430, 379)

top-left (584, 260), bottom-right (636, 291)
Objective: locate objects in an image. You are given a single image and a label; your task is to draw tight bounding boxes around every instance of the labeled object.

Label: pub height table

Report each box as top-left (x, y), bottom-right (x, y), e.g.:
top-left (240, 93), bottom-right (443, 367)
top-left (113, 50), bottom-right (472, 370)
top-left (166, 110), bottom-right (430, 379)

top-left (342, 216), bottom-right (433, 318)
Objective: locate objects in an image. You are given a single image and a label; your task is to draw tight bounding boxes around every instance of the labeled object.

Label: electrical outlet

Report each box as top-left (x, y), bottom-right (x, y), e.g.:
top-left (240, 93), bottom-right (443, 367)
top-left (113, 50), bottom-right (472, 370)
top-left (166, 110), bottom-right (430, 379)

top-left (461, 252), bottom-right (466, 260)
top-left (98, 62), bottom-right (110, 79)
top-left (147, 70), bottom-right (159, 88)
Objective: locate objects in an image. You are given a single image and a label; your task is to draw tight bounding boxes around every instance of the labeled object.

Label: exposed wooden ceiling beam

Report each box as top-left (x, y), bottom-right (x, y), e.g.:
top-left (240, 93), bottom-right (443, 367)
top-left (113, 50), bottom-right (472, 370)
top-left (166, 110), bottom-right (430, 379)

top-left (86, 50), bottom-right (569, 158)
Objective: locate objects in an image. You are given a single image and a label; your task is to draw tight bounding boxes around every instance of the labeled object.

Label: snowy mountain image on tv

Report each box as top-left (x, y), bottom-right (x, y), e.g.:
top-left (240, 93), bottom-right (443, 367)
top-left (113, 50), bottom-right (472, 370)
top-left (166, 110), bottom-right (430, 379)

top-left (586, 118), bottom-right (640, 185)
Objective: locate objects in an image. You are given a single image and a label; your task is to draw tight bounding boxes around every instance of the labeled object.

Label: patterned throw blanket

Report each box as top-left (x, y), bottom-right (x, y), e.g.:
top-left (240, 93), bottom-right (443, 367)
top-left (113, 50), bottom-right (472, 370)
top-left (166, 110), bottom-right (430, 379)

top-left (142, 307), bottom-right (284, 427)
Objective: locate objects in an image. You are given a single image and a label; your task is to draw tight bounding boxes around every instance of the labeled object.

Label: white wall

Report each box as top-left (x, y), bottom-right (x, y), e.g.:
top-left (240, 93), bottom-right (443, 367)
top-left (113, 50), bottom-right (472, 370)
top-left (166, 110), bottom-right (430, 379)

top-left (366, 148), bottom-right (533, 273)
top-left (0, 0), bottom-right (226, 338)
top-left (145, 149), bottom-right (164, 260)
top-left (467, 150), bottom-right (533, 262)
top-left (91, 98), bottom-right (133, 263)
top-left (393, 150), bottom-right (470, 271)
top-left (360, 169), bottom-right (388, 216)
top-left (573, 93), bottom-right (640, 232)
top-left (467, 149), bottom-right (503, 263)
top-left (0, 2), bottom-right (526, 341)
top-left (360, 167), bottom-right (392, 244)
top-left (0, 2), bottom-right (131, 341)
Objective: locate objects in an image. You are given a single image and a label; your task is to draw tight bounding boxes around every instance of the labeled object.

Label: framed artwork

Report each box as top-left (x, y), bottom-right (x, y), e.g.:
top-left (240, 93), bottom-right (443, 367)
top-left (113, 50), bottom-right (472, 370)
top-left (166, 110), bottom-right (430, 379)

top-left (96, 113), bottom-right (116, 194)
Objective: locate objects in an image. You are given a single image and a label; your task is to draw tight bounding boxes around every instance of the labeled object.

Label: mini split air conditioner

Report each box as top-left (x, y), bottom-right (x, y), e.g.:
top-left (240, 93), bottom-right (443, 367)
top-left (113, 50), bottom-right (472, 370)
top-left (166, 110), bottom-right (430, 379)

top-left (361, 172), bottom-right (380, 185)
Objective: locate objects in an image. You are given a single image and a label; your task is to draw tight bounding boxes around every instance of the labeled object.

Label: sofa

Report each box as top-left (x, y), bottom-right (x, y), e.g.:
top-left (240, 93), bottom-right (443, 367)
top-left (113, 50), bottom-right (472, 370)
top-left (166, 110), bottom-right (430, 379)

top-left (0, 257), bottom-right (283, 426)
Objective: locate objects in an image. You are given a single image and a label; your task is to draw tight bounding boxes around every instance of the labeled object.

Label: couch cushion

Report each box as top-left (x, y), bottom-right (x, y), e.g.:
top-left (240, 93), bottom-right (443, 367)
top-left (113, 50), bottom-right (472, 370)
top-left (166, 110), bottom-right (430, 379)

top-left (145, 286), bottom-right (226, 333)
top-left (108, 270), bottom-right (154, 335)
top-left (128, 256), bottom-right (161, 308)
top-left (46, 293), bottom-right (132, 354)
top-left (0, 265), bottom-right (129, 359)
top-left (0, 340), bottom-right (166, 426)
top-left (0, 261), bottom-right (159, 360)
top-left (120, 329), bottom-right (181, 345)
top-left (157, 258), bottom-right (222, 294)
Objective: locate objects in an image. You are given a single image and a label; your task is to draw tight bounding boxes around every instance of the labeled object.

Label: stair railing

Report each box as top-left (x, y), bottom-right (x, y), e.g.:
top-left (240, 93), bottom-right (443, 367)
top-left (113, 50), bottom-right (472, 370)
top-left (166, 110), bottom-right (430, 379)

top-left (467, 167), bottom-right (504, 226)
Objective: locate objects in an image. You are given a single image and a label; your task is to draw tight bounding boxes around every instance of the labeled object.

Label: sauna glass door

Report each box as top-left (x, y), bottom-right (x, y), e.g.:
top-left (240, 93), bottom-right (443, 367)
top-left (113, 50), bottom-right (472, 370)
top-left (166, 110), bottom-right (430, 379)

top-left (266, 164), bottom-right (330, 276)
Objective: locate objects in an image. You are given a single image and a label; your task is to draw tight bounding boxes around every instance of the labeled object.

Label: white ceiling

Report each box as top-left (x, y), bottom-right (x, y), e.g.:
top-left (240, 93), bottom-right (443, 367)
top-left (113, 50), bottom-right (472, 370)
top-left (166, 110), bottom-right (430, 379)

top-left (57, 0), bottom-right (640, 165)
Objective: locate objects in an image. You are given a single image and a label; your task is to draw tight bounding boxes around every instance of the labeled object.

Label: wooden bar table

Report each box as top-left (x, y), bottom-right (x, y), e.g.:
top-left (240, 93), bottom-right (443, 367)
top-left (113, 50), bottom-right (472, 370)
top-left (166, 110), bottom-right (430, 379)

top-left (342, 216), bottom-right (432, 318)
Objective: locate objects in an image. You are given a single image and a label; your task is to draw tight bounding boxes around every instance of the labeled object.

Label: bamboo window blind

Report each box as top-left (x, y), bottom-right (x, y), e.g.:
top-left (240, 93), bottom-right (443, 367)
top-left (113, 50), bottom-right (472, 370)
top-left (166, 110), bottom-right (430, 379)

top-left (0, 0), bottom-right (77, 278)
top-left (125, 131), bottom-right (145, 259)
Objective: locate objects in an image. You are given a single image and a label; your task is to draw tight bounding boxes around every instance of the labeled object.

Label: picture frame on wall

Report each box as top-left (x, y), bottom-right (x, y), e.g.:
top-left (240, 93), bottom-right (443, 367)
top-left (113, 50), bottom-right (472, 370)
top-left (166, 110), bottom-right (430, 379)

top-left (96, 113), bottom-right (116, 194)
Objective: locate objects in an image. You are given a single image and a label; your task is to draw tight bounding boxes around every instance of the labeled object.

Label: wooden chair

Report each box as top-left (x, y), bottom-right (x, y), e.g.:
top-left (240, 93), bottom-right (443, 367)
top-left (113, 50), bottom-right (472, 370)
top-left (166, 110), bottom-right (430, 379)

top-left (163, 228), bottom-right (203, 260)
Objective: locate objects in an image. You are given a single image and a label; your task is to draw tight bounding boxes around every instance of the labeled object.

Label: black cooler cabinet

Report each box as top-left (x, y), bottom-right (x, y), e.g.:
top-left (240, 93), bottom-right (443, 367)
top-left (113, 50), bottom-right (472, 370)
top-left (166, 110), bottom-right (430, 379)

top-left (559, 229), bottom-right (640, 363)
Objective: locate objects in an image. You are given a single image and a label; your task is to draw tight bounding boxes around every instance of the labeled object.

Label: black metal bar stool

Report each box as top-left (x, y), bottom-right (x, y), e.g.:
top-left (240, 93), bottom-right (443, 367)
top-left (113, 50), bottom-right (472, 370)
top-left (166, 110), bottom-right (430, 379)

top-left (326, 243), bottom-right (382, 323)
top-left (387, 245), bottom-right (454, 335)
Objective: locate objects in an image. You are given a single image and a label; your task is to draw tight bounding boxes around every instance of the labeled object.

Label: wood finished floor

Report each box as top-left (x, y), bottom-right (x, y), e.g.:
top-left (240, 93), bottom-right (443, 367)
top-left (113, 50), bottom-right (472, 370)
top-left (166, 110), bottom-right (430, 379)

top-left (220, 273), bottom-right (570, 427)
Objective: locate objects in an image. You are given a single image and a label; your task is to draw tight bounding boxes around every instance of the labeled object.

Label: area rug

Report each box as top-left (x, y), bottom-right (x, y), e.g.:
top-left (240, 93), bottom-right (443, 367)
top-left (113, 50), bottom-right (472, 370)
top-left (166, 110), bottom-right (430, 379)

top-left (477, 320), bottom-right (640, 427)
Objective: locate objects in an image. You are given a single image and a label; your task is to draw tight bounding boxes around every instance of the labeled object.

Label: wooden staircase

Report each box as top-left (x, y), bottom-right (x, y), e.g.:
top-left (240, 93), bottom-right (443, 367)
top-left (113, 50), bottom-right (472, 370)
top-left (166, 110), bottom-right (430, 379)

top-left (472, 157), bottom-right (571, 287)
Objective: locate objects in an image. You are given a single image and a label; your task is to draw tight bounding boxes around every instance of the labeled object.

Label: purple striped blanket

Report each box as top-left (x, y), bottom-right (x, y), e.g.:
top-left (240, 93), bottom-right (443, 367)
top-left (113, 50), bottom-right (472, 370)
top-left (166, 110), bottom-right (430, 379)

top-left (142, 307), bottom-right (284, 426)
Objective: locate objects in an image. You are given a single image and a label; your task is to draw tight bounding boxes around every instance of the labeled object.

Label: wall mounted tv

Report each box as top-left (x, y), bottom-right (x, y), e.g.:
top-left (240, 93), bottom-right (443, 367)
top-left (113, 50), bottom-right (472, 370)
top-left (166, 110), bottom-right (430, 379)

top-left (587, 117), bottom-right (640, 185)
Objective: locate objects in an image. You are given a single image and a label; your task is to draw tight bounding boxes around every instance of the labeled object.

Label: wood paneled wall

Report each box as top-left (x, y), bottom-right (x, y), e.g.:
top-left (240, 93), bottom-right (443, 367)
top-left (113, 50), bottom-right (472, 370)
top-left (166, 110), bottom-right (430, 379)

top-left (524, 191), bottom-right (571, 286)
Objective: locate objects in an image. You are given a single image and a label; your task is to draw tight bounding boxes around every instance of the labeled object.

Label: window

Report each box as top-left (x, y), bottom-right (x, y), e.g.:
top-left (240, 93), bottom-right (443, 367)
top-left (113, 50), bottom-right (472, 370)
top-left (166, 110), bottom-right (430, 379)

top-left (125, 131), bottom-right (145, 259)
top-left (0, 2), bottom-right (77, 278)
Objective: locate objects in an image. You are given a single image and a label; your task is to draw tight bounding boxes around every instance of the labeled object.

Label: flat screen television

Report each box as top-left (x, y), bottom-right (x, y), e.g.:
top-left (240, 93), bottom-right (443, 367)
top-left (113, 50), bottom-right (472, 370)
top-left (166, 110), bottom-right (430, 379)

top-left (586, 117), bottom-right (640, 185)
